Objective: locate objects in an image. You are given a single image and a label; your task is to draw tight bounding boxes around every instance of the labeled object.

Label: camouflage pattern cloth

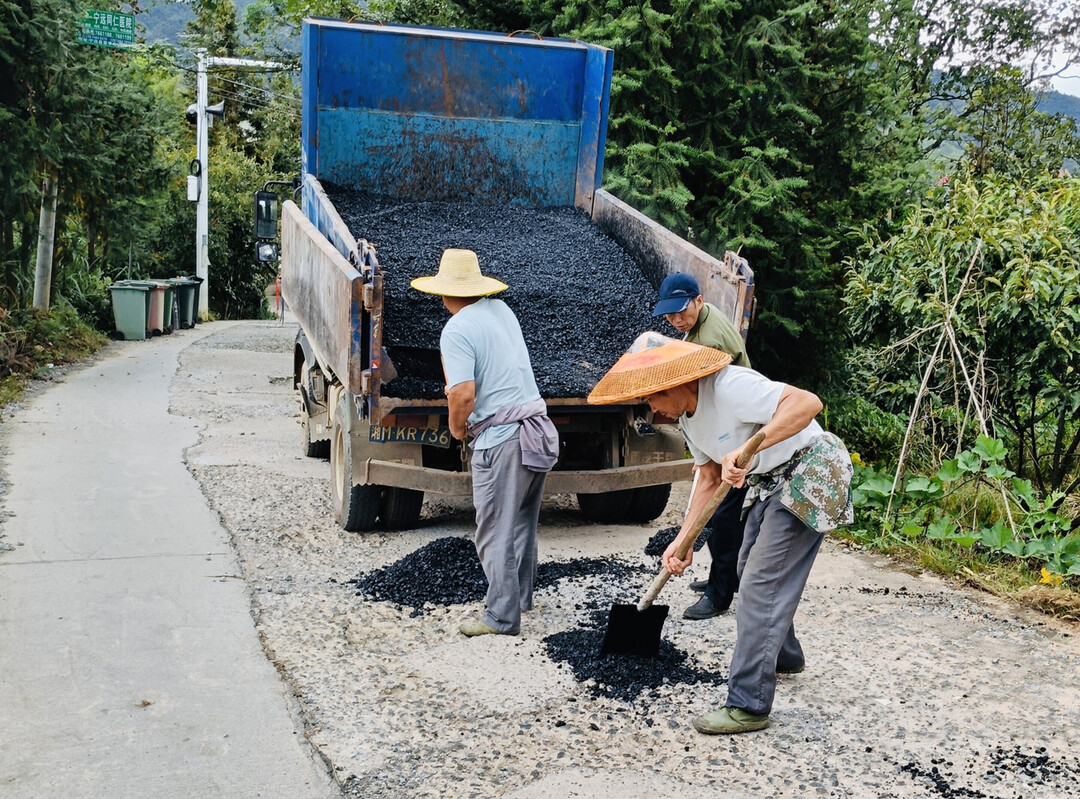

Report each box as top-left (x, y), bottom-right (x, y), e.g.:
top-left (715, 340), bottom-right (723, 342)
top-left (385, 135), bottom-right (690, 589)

top-left (746, 432), bottom-right (854, 533)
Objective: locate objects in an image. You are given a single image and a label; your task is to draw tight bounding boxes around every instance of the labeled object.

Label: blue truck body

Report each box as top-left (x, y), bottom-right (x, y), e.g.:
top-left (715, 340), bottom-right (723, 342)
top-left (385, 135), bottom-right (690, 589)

top-left (280, 18), bottom-right (755, 531)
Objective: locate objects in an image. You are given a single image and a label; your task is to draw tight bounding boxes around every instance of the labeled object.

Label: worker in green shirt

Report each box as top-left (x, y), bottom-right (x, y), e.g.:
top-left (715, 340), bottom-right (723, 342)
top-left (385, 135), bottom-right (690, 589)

top-left (652, 272), bottom-right (750, 620)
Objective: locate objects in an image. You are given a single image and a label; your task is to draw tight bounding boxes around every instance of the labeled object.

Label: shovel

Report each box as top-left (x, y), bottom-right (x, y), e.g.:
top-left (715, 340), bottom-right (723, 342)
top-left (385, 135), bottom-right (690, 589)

top-left (599, 432), bottom-right (766, 658)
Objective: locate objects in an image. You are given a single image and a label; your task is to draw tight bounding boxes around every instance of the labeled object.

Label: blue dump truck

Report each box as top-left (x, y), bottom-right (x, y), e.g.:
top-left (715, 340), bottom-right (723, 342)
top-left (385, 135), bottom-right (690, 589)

top-left (269, 18), bottom-right (754, 532)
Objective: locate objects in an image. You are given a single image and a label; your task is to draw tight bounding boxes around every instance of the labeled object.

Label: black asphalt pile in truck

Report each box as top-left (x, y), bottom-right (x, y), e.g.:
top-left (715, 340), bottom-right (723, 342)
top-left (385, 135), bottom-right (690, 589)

top-left (325, 187), bottom-right (666, 400)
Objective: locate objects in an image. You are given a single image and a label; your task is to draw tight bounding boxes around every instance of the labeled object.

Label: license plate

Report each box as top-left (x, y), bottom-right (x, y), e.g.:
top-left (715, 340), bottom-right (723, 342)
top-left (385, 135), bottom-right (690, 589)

top-left (369, 425), bottom-right (453, 448)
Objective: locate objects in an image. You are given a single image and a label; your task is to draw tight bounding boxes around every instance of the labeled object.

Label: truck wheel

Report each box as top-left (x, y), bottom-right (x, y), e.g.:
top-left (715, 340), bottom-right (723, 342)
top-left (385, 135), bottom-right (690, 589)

top-left (381, 487), bottom-right (424, 530)
top-left (577, 489), bottom-right (633, 523)
top-left (331, 397), bottom-right (380, 532)
top-left (578, 485), bottom-right (672, 524)
top-left (625, 484), bottom-right (672, 523)
top-left (302, 411), bottom-right (331, 459)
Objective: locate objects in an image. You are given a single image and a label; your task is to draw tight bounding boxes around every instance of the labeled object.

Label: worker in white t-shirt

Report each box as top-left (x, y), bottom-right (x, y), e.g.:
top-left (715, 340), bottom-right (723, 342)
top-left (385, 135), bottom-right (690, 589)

top-left (589, 331), bottom-right (853, 735)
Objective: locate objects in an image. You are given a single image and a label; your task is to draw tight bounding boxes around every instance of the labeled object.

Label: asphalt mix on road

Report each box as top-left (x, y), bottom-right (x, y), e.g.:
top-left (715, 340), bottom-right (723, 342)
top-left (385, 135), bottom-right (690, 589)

top-left (5, 319), bottom-right (1076, 799)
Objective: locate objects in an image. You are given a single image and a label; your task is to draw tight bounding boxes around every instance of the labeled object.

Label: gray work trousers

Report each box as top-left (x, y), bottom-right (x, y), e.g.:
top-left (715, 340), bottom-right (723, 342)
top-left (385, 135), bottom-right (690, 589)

top-left (725, 491), bottom-right (823, 716)
top-left (471, 432), bottom-right (546, 634)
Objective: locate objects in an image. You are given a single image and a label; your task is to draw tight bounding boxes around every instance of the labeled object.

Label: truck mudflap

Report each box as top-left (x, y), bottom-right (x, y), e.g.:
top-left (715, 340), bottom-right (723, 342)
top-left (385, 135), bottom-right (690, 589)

top-left (359, 457), bottom-right (693, 496)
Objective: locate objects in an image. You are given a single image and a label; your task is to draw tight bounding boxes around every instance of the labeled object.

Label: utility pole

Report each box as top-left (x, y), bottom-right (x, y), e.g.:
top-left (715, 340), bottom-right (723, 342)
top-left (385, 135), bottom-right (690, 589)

top-left (194, 49), bottom-right (210, 320)
top-left (191, 50), bottom-right (287, 320)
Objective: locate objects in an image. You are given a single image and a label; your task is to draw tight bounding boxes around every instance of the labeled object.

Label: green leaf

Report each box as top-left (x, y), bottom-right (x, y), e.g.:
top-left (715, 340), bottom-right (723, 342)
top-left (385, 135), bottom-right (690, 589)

top-left (979, 520), bottom-right (1013, 551)
top-left (973, 435), bottom-right (1007, 463)
top-left (1024, 538), bottom-right (1052, 557)
top-left (900, 522), bottom-right (923, 539)
top-left (937, 460), bottom-right (962, 482)
top-left (926, 517), bottom-right (956, 540)
top-left (858, 476), bottom-right (896, 497)
top-left (957, 451), bottom-right (982, 474)
top-left (1011, 477), bottom-right (1037, 504)
top-left (904, 476), bottom-right (941, 498)
top-left (949, 533), bottom-right (979, 548)
top-left (1003, 539), bottom-right (1026, 557)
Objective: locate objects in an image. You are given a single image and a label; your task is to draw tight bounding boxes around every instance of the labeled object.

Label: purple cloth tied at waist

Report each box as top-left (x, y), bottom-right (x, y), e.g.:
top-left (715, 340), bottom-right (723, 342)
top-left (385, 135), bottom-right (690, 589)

top-left (468, 399), bottom-right (560, 473)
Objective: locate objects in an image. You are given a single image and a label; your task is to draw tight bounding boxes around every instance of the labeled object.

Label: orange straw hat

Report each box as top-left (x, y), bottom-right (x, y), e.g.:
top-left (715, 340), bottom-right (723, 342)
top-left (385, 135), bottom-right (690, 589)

top-left (410, 248), bottom-right (508, 297)
top-left (587, 331), bottom-right (731, 405)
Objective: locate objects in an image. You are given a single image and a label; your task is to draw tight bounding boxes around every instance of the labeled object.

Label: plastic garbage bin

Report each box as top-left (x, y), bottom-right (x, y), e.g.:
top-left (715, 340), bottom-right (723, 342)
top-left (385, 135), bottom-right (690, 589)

top-left (150, 281), bottom-right (176, 333)
top-left (119, 280), bottom-right (165, 334)
top-left (187, 275), bottom-right (204, 325)
top-left (166, 277), bottom-right (199, 329)
top-left (108, 282), bottom-right (152, 341)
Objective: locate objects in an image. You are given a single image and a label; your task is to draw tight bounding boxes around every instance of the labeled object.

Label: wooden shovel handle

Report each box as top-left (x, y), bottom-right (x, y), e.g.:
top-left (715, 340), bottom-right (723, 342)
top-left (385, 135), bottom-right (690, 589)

top-left (637, 431), bottom-right (765, 611)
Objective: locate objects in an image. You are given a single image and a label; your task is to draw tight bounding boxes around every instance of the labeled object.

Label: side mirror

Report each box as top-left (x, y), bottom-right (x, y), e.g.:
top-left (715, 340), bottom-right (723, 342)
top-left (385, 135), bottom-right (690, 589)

top-left (254, 191), bottom-right (280, 240)
top-left (256, 241), bottom-right (280, 263)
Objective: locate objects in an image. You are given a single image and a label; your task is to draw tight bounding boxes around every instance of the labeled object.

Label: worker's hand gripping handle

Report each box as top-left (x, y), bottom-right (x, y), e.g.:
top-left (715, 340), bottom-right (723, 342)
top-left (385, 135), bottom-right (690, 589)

top-left (637, 432), bottom-right (766, 612)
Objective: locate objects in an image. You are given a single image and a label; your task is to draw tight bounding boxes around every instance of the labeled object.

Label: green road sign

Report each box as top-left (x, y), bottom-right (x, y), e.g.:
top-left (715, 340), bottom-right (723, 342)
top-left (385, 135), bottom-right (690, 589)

top-left (77, 10), bottom-right (134, 49)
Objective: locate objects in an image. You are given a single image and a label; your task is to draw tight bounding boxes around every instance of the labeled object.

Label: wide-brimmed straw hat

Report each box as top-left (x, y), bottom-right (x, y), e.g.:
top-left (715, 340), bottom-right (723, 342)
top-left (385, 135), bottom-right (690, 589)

top-left (410, 249), bottom-right (508, 297)
top-left (587, 331), bottom-right (731, 405)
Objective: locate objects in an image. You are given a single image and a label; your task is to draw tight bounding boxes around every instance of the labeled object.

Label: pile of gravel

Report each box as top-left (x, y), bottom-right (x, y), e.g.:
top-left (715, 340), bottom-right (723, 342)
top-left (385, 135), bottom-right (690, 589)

top-left (350, 536), bottom-right (484, 614)
top-left (350, 536), bottom-right (649, 616)
top-left (542, 629), bottom-right (726, 703)
top-left (643, 526), bottom-right (709, 557)
top-left (324, 188), bottom-right (668, 399)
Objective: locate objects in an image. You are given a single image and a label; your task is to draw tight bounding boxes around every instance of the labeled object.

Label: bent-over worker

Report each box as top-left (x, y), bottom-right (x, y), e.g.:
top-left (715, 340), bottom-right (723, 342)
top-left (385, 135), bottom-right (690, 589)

top-left (412, 249), bottom-right (558, 637)
top-left (588, 332), bottom-right (852, 734)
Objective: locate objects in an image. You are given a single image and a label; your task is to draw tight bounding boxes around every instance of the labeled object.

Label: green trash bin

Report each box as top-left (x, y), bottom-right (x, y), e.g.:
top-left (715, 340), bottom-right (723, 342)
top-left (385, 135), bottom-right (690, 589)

top-left (166, 277), bottom-right (199, 329)
top-left (108, 282), bottom-right (152, 341)
top-left (187, 275), bottom-right (204, 325)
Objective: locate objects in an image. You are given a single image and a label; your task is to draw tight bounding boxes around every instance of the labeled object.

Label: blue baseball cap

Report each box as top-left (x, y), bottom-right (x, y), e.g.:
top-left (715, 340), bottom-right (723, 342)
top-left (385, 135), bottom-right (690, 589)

top-left (652, 273), bottom-right (701, 316)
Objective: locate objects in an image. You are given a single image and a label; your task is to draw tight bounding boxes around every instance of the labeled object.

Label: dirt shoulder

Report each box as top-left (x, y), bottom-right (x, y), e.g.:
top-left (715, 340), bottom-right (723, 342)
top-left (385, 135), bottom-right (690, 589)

top-left (175, 321), bottom-right (1080, 799)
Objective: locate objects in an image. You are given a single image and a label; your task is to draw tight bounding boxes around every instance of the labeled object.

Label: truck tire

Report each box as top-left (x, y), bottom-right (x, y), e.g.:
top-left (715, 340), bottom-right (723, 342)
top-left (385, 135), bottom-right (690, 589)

top-left (577, 489), bottom-right (634, 523)
top-left (578, 485), bottom-right (672, 524)
top-left (625, 484), bottom-right (671, 523)
top-left (331, 396), bottom-right (380, 532)
top-left (381, 487), bottom-right (424, 530)
top-left (302, 411), bottom-right (331, 459)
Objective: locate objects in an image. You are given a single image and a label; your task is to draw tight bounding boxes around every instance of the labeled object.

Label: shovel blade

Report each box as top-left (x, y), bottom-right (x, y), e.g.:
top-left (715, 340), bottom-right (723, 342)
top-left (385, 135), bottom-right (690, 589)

top-left (599, 603), bottom-right (669, 658)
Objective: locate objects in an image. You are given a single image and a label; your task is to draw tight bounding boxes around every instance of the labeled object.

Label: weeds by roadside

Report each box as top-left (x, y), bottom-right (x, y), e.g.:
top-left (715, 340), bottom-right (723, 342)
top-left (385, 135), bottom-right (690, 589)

top-left (0, 307), bottom-right (107, 407)
top-left (845, 436), bottom-right (1080, 622)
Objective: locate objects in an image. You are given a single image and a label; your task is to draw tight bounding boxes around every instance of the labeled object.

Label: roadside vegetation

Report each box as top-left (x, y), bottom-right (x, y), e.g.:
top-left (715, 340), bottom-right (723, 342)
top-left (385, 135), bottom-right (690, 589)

top-left (2, 0), bottom-right (1079, 612)
top-left (0, 306), bottom-right (106, 406)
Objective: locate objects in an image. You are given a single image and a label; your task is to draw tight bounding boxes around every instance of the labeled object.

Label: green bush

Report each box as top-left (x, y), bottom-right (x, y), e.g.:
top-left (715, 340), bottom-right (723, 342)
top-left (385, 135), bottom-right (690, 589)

top-left (844, 172), bottom-right (1080, 495)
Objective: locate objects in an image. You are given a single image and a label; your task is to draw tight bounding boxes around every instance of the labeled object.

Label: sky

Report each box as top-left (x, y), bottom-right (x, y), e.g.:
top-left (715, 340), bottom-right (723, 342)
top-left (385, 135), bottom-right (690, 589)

top-left (1051, 69), bottom-right (1080, 99)
top-left (1046, 48), bottom-right (1080, 98)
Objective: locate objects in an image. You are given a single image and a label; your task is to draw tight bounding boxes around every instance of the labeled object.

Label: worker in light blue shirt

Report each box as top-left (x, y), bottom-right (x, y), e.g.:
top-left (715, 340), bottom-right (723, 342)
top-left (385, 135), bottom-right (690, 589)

top-left (412, 249), bottom-right (557, 638)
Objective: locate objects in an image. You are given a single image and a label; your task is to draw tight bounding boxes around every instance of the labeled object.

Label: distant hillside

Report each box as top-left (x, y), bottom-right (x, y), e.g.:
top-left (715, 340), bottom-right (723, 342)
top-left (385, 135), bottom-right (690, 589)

top-left (131, 0), bottom-right (258, 47)
top-left (1039, 90), bottom-right (1080, 120)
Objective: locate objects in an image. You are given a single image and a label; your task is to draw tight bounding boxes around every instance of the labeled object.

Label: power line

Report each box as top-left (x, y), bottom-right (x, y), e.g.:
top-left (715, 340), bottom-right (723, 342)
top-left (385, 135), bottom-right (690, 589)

top-left (212, 74), bottom-right (301, 106)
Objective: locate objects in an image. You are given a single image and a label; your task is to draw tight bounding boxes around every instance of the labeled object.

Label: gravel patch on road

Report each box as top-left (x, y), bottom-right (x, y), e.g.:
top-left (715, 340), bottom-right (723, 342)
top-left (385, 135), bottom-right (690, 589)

top-left (174, 321), bottom-right (1080, 799)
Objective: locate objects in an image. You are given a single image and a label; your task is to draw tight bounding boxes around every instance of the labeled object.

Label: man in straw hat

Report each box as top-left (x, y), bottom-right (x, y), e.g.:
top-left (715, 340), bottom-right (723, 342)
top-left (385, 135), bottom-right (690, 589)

top-left (588, 332), bottom-right (853, 734)
top-left (412, 249), bottom-right (558, 638)
top-left (653, 273), bottom-right (751, 621)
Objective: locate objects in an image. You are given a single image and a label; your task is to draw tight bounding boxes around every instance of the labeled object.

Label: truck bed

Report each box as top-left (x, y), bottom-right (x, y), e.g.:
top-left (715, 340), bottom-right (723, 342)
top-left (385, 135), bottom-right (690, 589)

top-left (325, 187), bottom-right (666, 401)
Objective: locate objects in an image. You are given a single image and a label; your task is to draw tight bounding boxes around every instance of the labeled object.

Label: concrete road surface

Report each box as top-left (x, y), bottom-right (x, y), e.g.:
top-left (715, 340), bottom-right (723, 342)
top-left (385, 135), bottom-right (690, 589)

top-left (0, 324), bottom-right (339, 799)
